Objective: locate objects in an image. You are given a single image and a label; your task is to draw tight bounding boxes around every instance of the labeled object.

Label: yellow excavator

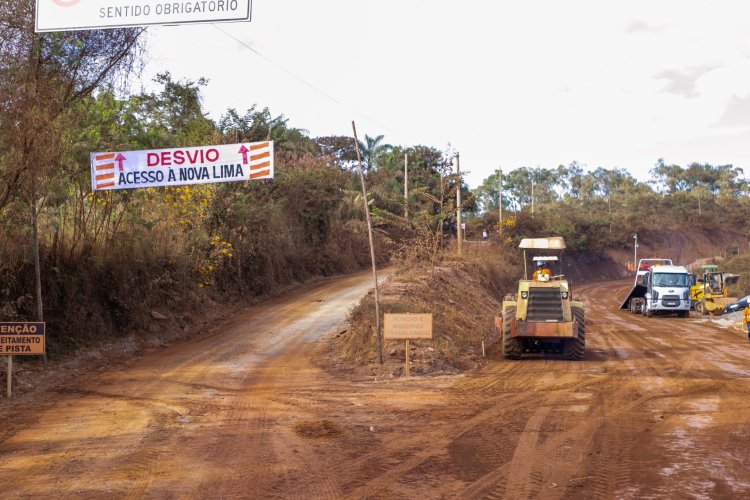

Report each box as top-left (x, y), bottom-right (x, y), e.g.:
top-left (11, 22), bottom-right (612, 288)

top-left (689, 265), bottom-right (739, 315)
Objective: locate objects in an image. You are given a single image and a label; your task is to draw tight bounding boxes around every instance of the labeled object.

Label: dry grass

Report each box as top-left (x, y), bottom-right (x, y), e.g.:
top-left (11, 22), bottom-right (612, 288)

top-left (329, 242), bottom-right (520, 378)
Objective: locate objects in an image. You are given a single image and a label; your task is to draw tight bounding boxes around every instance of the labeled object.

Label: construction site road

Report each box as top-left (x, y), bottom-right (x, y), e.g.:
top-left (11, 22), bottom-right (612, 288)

top-left (2, 275), bottom-right (750, 498)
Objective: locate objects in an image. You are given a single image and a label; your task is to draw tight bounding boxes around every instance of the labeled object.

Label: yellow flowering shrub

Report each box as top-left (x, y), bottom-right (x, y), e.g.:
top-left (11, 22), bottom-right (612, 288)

top-left (197, 234), bottom-right (234, 287)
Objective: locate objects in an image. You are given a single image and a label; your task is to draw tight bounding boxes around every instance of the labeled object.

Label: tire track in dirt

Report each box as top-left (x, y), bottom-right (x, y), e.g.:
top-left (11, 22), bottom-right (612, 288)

top-left (464, 284), bottom-right (668, 498)
top-left (545, 281), bottom-right (750, 497)
top-left (342, 360), bottom-right (592, 498)
top-left (345, 278), bottom-right (750, 499)
top-left (346, 278), bottom-right (750, 498)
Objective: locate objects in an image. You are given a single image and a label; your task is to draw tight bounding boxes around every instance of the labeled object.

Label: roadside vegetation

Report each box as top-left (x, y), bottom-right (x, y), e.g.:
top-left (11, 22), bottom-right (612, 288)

top-left (2, 0), bottom-right (750, 366)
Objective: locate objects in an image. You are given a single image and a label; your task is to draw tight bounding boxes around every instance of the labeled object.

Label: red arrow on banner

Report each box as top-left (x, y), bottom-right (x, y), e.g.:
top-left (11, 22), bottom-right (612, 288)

top-left (238, 145), bottom-right (249, 164)
top-left (115, 153), bottom-right (126, 171)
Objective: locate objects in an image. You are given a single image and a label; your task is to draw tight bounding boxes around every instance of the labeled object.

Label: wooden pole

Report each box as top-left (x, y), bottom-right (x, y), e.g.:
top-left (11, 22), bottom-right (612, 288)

top-left (31, 171), bottom-right (46, 367)
top-left (352, 121), bottom-right (383, 364)
top-left (6, 356), bottom-right (11, 398)
top-left (404, 153), bottom-right (409, 221)
top-left (404, 339), bottom-right (410, 377)
top-left (497, 167), bottom-right (503, 231)
top-left (456, 152), bottom-right (462, 256)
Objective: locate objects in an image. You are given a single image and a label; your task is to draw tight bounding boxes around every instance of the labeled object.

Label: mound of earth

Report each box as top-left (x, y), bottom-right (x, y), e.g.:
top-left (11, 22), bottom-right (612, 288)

top-left (321, 251), bottom-right (518, 379)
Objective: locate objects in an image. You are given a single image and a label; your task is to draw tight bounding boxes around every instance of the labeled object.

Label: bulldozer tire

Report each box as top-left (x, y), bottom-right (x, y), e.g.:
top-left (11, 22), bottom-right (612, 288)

top-left (695, 300), bottom-right (704, 315)
top-left (502, 306), bottom-right (522, 360)
top-left (564, 306), bottom-right (585, 360)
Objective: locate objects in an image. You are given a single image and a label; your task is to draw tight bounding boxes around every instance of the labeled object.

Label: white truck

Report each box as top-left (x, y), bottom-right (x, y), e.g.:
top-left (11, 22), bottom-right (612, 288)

top-left (620, 260), bottom-right (691, 318)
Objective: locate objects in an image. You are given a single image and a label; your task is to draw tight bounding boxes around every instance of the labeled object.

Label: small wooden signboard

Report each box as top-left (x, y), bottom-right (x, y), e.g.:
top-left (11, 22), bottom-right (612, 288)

top-left (1, 322), bottom-right (46, 399)
top-left (384, 314), bottom-right (432, 377)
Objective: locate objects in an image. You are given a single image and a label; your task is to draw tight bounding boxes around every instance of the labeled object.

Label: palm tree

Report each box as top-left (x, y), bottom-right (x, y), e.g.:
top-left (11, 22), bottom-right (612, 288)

top-left (358, 134), bottom-right (390, 173)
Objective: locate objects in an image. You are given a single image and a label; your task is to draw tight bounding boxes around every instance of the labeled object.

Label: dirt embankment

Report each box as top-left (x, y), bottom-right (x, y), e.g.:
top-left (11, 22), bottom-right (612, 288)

top-left (565, 226), bottom-right (749, 283)
top-left (325, 244), bottom-right (519, 378)
top-left (333, 227), bottom-right (750, 379)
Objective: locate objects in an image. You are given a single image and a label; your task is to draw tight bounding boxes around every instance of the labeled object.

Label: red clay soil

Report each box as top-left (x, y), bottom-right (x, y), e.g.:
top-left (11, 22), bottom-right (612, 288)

top-left (2, 271), bottom-right (750, 497)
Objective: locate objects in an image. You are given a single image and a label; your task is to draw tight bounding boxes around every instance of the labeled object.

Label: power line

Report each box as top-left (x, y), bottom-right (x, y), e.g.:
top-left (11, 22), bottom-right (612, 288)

top-left (210, 23), bottom-right (400, 137)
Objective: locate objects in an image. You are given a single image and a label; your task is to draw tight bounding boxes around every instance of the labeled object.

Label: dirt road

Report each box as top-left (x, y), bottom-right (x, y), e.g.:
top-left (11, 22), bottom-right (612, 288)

top-left (2, 275), bottom-right (750, 498)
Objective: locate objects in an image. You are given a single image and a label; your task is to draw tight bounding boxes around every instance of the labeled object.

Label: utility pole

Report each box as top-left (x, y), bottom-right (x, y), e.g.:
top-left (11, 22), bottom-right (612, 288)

top-left (404, 152), bottom-right (408, 221)
top-left (352, 121), bottom-right (383, 364)
top-left (31, 167), bottom-right (46, 367)
top-left (456, 152), bottom-right (462, 257)
top-left (531, 180), bottom-right (535, 218)
top-left (633, 234), bottom-right (638, 274)
top-left (497, 167), bottom-right (503, 229)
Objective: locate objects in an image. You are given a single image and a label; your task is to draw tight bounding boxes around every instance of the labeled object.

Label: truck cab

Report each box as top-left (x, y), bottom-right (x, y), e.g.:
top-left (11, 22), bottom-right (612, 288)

top-left (641, 265), bottom-right (691, 317)
top-left (621, 259), bottom-right (690, 318)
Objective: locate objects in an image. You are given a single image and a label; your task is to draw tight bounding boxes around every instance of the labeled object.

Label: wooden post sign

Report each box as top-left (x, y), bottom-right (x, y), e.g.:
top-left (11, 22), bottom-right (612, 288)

top-left (384, 314), bottom-right (432, 377)
top-left (1, 322), bottom-right (46, 399)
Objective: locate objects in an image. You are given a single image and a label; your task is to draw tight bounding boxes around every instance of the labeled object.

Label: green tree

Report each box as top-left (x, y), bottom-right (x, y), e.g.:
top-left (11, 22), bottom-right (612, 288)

top-left (358, 134), bottom-right (390, 173)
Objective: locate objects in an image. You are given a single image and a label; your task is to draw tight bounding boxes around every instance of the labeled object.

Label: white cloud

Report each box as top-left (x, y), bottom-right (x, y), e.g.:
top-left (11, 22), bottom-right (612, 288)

top-left (715, 94), bottom-right (750, 127)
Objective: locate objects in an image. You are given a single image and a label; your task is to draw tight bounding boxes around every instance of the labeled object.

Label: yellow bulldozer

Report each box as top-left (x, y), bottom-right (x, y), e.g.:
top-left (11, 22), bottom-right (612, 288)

top-left (495, 236), bottom-right (585, 360)
top-left (689, 265), bottom-right (739, 315)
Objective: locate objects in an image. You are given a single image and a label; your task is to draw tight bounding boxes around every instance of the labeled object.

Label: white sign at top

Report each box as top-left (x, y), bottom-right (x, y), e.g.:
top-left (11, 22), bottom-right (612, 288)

top-left (36, 0), bottom-right (252, 32)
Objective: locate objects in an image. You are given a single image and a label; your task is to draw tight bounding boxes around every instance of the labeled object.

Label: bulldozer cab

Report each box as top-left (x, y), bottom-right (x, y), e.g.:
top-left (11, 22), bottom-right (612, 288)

top-left (531, 256), bottom-right (558, 282)
top-left (519, 237), bottom-right (565, 280)
top-left (695, 268), bottom-right (739, 296)
top-left (690, 266), bottom-right (740, 315)
top-left (515, 237), bottom-right (572, 324)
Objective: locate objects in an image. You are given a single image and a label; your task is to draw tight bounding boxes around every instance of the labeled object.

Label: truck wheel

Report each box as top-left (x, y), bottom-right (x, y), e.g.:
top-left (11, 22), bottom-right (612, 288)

top-left (502, 306), bottom-right (522, 360)
top-left (564, 306), bottom-right (585, 360)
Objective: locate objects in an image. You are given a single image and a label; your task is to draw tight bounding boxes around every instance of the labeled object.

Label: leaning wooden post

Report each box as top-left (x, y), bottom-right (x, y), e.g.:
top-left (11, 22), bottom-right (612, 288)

top-left (30, 170), bottom-right (47, 367)
top-left (404, 153), bottom-right (409, 221)
top-left (456, 152), bottom-right (462, 257)
top-left (497, 166), bottom-right (503, 233)
top-left (352, 121), bottom-right (383, 364)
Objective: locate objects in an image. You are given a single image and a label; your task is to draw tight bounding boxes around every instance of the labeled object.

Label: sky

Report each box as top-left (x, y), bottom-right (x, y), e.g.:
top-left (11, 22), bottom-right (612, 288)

top-left (140, 0), bottom-right (750, 188)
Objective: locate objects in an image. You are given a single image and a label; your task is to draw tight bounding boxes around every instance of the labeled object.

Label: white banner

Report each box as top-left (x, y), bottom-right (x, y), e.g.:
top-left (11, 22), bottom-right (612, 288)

top-left (91, 141), bottom-right (273, 191)
top-left (36, 0), bottom-right (252, 32)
